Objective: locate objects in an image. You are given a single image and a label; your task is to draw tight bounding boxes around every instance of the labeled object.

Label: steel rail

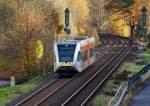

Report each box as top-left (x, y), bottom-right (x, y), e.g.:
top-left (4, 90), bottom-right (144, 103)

top-left (15, 36), bottom-right (120, 106)
top-left (81, 47), bottom-right (133, 106)
top-left (34, 46), bottom-right (115, 106)
top-left (15, 44), bottom-right (112, 106)
top-left (15, 78), bottom-right (58, 106)
top-left (61, 47), bottom-right (125, 106)
top-left (34, 40), bottom-right (118, 106)
top-left (61, 40), bottom-right (133, 106)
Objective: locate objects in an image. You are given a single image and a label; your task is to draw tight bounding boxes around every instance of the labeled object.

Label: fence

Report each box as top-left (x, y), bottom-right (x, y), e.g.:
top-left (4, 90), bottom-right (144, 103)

top-left (108, 82), bottom-right (128, 106)
top-left (108, 64), bottom-right (150, 106)
top-left (128, 64), bottom-right (150, 91)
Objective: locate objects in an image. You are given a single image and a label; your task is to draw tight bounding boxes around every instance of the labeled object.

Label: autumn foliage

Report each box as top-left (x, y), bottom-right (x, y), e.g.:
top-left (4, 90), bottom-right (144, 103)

top-left (0, 0), bottom-right (63, 80)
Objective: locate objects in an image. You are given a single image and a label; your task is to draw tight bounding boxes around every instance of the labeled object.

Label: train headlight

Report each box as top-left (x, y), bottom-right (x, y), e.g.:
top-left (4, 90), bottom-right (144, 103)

top-left (59, 62), bottom-right (73, 66)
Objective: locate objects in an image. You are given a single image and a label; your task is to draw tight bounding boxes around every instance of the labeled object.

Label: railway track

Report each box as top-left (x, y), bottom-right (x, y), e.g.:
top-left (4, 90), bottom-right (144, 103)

top-left (15, 78), bottom-right (74, 106)
top-left (95, 36), bottom-right (114, 54)
top-left (36, 47), bottom-right (126, 106)
top-left (13, 35), bottom-right (131, 106)
top-left (61, 39), bottom-right (132, 106)
top-left (14, 36), bottom-right (116, 106)
top-left (34, 47), bottom-right (117, 106)
top-left (61, 47), bottom-right (131, 106)
top-left (34, 40), bottom-right (131, 105)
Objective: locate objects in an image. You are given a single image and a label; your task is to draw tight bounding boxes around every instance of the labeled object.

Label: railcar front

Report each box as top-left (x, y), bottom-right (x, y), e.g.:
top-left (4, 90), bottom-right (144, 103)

top-left (54, 41), bottom-right (79, 75)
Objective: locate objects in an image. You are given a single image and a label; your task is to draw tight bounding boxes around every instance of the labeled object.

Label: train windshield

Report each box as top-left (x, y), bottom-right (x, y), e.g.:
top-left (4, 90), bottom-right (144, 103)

top-left (58, 44), bottom-right (76, 62)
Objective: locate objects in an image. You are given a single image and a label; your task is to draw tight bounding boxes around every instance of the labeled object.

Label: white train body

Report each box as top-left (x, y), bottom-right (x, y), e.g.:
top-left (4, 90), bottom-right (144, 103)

top-left (54, 36), bottom-right (96, 74)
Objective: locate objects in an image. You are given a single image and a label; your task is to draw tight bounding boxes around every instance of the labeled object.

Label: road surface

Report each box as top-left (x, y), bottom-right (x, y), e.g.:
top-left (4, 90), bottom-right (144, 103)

top-left (129, 79), bottom-right (150, 106)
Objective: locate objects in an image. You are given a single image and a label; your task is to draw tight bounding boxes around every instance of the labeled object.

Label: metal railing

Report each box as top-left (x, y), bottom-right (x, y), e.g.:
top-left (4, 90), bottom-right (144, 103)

top-left (109, 64), bottom-right (150, 106)
top-left (108, 82), bottom-right (128, 106)
top-left (128, 64), bottom-right (150, 91)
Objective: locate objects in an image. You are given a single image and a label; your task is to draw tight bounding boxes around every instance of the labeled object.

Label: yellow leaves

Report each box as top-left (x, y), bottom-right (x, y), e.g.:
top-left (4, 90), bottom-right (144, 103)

top-left (130, 0), bottom-right (141, 24)
top-left (28, 40), bottom-right (44, 63)
top-left (67, 0), bottom-right (89, 19)
top-left (5, 0), bottom-right (17, 9)
top-left (109, 12), bottom-right (130, 37)
top-left (54, 0), bottom-right (90, 35)
top-left (27, 10), bottom-right (44, 31)
top-left (115, 19), bottom-right (130, 37)
top-left (19, 55), bottom-right (27, 72)
top-left (66, 0), bottom-right (90, 34)
top-left (78, 28), bottom-right (86, 35)
top-left (12, 5), bottom-right (45, 32)
top-left (35, 40), bottom-right (44, 59)
top-left (19, 40), bottom-right (44, 72)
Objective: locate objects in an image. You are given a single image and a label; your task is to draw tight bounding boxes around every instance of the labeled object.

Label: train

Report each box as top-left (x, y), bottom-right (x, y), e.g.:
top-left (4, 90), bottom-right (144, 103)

top-left (54, 36), bottom-right (96, 75)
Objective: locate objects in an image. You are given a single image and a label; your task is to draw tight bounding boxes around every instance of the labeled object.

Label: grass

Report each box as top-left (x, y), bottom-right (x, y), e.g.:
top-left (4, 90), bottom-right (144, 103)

top-left (92, 95), bottom-right (111, 106)
top-left (143, 49), bottom-right (150, 62)
top-left (91, 62), bottom-right (144, 106)
top-left (0, 75), bottom-right (45, 106)
top-left (91, 80), bottom-right (120, 106)
top-left (103, 80), bottom-right (119, 96)
top-left (115, 62), bottom-right (144, 77)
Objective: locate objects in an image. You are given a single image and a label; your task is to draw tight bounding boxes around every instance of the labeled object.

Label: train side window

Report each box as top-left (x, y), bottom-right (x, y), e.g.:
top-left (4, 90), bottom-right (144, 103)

top-left (82, 52), bottom-right (85, 62)
top-left (89, 48), bottom-right (93, 57)
top-left (89, 48), bottom-right (95, 57)
top-left (81, 52), bottom-right (85, 62)
top-left (93, 47), bottom-right (95, 56)
top-left (84, 51), bottom-right (88, 61)
top-left (77, 52), bottom-right (81, 61)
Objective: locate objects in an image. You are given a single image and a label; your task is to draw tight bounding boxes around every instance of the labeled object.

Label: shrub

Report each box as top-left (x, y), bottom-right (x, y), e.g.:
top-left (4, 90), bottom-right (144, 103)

top-left (114, 70), bottom-right (130, 80)
top-left (103, 81), bottom-right (117, 96)
top-left (92, 95), bottom-right (110, 106)
top-left (113, 80), bottom-right (120, 85)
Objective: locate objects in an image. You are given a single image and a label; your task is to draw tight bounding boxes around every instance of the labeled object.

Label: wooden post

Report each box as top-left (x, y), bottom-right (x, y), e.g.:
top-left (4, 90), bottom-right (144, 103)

top-left (10, 76), bottom-right (15, 87)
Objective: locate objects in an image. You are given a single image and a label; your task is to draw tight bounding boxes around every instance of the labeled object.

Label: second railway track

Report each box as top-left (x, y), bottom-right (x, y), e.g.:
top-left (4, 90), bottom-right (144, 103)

top-left (14, 35), bottom-right (131, 106)
top-left (61, 47), bottom-right (132, 106)
top-left (35, 39), bottom-right (132, 106)
top-left (14, 36), bottom-right (115, 106)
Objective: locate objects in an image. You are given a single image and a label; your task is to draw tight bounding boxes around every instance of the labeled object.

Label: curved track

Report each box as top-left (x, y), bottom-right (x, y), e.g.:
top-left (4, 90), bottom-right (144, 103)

top-left (14, 35), bottom-right (115, 106)
top-left (14, 35), bottom-right (132, 106)
top-left (61, 47), bottom-right (131, 106)
top-left (35, 36), bottom-right (132, 106)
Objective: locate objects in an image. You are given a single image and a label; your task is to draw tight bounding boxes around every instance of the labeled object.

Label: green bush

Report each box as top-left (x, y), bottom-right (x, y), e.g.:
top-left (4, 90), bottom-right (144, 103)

top-left (113, 80), bottom-right (121, 85)
top-left (103, 81), bottom-right (117, 96)
top-left (16, 76), bottom-right (29, 84)
top-left (104, 88), bottom-right (116, 96)
top-left (114, 70), bottom-right (130, 80)
top-left (92, 95), bottom-right (110, 106)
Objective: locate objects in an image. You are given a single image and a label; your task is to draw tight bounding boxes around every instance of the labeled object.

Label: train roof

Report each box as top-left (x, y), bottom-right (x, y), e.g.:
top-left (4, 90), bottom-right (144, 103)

top-left (55, 36), bottom-right (95, 46)
top-left (74, 36), bottom-right (90, 41)
top-left (56, 40), bottom-right (77, 45)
